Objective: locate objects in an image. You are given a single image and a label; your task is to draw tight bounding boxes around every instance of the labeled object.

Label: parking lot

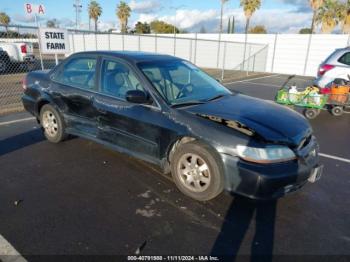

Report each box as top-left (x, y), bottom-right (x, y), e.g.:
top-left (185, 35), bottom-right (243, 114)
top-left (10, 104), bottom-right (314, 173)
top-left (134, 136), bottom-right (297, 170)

top-left (0, 74), bottom-right (349, 259)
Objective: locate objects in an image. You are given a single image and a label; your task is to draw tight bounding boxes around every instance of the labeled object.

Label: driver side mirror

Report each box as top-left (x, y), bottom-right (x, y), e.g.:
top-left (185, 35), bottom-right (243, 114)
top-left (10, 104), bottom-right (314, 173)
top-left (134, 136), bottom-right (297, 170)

top-left (125, 90), bottom-right (152, 104)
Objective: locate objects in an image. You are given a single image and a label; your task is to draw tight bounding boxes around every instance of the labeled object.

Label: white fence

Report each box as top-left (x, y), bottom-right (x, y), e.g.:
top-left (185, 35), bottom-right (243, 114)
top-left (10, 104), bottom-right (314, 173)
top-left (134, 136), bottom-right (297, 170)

top-left (68, 33), bottom-right (268, 73)
top-left (172, 34), bottom-right (350, 77)
top-left (2, 24), bottom-right (350, 77)
top-left (68, 33), bottom-right (350, 77)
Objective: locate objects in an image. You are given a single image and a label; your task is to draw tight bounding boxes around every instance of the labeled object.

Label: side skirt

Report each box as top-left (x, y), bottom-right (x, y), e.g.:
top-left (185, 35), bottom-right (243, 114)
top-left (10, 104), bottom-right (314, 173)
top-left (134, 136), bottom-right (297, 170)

top-left (65, 127), bottom-right (163, 168)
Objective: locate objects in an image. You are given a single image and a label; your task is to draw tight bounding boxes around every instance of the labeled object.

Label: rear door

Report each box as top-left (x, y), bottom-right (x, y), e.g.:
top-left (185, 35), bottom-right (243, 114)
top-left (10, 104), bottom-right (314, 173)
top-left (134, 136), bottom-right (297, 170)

top-left (49, 55), bottom-right (100, 137)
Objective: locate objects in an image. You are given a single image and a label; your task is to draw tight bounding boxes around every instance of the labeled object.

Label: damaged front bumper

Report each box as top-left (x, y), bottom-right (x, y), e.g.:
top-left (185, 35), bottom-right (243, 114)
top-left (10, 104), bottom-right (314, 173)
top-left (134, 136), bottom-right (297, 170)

top-left (220, 153), bottom-right (322, 200)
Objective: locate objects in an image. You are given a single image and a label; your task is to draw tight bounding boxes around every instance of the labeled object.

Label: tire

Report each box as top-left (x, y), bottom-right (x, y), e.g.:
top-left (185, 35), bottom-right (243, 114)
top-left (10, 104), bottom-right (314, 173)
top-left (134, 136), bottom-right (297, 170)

top-left (171, 141), bottom-right (224, 201)
top-left (303, 109), bottom-right (319, 120)
top-left (40, 104), bottom-right (67, 143)
top-left (331, 106), bottom-right (344, 116)
top-left (0, 59), bottom-right (7, 73)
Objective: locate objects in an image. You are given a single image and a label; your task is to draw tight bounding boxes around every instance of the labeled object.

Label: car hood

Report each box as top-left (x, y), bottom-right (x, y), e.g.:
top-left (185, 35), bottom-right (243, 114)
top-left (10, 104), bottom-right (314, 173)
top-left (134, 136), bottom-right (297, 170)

top-left (184, 94), bottom-right (312, 146)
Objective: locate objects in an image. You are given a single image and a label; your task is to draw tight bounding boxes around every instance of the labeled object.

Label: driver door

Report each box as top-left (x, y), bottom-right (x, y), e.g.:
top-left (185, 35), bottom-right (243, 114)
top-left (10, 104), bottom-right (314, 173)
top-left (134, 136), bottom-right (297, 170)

top-left (93, 58), bottom-right (176, 164)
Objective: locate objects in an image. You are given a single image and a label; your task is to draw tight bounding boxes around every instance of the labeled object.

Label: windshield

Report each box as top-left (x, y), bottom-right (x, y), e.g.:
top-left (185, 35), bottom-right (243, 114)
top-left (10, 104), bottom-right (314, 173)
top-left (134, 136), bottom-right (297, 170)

top-left (138, 60), bottom-right (231, 105)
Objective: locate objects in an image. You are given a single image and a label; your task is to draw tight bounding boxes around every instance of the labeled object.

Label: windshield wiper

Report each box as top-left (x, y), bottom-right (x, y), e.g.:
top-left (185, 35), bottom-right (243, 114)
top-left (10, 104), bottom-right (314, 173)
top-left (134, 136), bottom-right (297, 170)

top-left (205, 94), bottom-right (227, 102)
top-left (171, 100), bottom-right (206, 108)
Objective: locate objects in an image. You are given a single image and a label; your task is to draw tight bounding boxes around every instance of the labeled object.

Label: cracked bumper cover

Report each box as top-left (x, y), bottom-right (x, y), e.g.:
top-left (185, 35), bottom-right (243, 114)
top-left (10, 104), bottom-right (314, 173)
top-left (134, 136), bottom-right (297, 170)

top-left (220, 152), bottom-right (320, 200)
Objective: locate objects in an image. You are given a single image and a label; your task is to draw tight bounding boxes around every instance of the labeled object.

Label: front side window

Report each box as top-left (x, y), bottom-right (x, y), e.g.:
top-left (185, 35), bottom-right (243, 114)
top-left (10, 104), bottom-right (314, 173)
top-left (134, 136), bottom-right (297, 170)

top-left (338, 52), bottom-right (350, 66)
top-left (100, 59), bottom-right (144, 99)
top-left (52, 57), bottom-right (97, 90)
top-left (138, 60), bottom-right (231, 105)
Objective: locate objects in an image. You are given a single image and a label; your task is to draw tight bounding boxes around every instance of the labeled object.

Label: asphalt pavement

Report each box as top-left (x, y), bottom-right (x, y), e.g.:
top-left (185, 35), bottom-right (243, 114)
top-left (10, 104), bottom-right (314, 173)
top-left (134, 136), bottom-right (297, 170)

top-left (0, 74), bottom-right (349, 260)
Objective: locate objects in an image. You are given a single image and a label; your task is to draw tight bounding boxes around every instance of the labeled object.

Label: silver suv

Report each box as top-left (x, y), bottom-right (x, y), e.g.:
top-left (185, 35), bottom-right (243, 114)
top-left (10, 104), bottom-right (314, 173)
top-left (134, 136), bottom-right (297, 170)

top-left (314, 47), bottom-right (350, 88)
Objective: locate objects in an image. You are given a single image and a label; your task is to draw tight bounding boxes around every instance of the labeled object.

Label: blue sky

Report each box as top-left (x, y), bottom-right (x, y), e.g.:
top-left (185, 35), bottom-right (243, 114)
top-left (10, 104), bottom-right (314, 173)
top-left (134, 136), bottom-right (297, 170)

top-left (0, 0), bottom-right (314, 33)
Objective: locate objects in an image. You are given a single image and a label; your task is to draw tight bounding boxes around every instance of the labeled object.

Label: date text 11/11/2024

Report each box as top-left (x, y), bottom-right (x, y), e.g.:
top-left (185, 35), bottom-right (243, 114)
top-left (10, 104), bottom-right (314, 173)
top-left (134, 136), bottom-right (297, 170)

top-left (127, 256), bottom-right (219, 261)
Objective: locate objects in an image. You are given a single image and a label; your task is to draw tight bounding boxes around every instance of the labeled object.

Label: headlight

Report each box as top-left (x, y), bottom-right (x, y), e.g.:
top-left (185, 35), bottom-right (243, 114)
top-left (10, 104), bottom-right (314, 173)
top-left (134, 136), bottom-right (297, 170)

top-left (236, 145), bottom-right (296, 164)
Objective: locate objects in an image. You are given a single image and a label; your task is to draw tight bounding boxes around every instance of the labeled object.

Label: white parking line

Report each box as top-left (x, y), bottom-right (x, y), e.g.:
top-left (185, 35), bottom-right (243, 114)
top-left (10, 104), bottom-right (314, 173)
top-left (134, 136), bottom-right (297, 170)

top-left (272, 75), bottom-right (314, 82)
top-left (0, 234), bottom-right (27, 262)
top-left (223, 74), bottom-right (280, 85)
top-left (230, 81), bottom-right (281, 88)
top-left (0, 117), bottom-right (35, 126)
top-left (319, 153), bottom-right (350, 164)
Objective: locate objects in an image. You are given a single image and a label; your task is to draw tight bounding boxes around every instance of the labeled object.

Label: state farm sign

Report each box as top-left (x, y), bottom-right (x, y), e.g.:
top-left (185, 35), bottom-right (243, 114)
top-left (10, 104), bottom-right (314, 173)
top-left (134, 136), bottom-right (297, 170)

top-left (38, 28), bottom-right (70, 54)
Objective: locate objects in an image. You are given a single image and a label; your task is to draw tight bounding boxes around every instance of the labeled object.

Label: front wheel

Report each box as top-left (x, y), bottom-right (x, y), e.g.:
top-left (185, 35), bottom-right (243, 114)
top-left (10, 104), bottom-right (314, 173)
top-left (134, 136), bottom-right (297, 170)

top-left (40, 104), bottom-right (67, 143)
top-left (171, 141), bottom-right (224, 201)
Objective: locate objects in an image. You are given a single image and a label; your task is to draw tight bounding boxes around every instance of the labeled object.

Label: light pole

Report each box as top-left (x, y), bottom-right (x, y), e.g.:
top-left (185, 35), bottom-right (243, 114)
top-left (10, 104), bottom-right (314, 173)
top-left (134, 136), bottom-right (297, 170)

top-left (169, 5), bottom-right (186, 35)
top-left (219, 0), bottom-right (229, 33)
top-left (73, 0), bottom-right (82, 30)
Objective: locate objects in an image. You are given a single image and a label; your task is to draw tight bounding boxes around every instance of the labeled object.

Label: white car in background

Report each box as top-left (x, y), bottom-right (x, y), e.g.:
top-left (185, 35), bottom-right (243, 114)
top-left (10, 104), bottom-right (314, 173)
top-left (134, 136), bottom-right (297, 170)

top-left (0, 42), bottom-right (35, 67)
top-left (314, 47), bottom-right (350, 88)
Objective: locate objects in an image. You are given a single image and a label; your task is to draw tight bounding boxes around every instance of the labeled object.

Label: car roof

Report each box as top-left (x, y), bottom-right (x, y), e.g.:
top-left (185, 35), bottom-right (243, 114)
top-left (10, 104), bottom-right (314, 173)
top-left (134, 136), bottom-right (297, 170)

top-left (72, 51), bottom-right (180, 64)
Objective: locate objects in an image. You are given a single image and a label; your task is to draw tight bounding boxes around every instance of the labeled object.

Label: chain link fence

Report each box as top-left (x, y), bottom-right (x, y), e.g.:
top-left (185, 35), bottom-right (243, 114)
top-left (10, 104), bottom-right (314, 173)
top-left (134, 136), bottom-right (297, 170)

top-left (0, 25), bottom-right (268, 115)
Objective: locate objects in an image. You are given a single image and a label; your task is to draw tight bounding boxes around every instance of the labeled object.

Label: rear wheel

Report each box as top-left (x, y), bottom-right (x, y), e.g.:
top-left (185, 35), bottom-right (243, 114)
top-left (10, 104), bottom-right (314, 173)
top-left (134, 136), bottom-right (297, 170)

top-left (171, 141), bottom-right (224, 201)
top-left (331, 106), bottom-right (344, 116)
top-left (303, 108), bottom-right (320, 120)
top-left (40, 104), bottom-right (67, 143)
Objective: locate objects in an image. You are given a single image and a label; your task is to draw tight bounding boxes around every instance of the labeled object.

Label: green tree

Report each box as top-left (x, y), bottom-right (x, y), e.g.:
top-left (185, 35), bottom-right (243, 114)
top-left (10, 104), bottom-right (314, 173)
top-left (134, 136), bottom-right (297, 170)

top-left (88, 1), bottom-right (102, 32)
top-left (135, 21), bottom-right (151, 34)
top-left (316, 0), bottom-right (343, 33)
top-left (342, 9), bottom-right (350, 33)
top-left (309, 0), bottom-right (324, 33)
top-left (200, 25), bottom-right (207, 33)
top-left (240, 0), bottom-right (261, 34)
top-left (227, 16), bottom-right (235, 33)
top-left (299, 28), bottom-right (313, 34)
top-left (219, 0), bottom-right (229, 33)
top-left (339, 0), bottom-right (350, 33)
top-left (46, 19), bottom-right (59, 28)
top-left (117, 1), bottom-right (131, 33)
top-left (150, 20), bottom-right (179, 33)
top-left (0, 12), bottom-right (10, 32)
top-left (248, 25), bottom-right (267, 33)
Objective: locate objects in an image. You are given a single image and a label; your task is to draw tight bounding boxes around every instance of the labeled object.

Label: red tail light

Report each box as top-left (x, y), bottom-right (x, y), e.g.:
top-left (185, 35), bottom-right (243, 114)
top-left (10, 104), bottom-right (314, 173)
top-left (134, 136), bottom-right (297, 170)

top-left (20, 44), bottom-right (27, 54)
top-left (22, 77), bottom-right (27, 90)
top-left (318, 64), bottom-right (335, 77)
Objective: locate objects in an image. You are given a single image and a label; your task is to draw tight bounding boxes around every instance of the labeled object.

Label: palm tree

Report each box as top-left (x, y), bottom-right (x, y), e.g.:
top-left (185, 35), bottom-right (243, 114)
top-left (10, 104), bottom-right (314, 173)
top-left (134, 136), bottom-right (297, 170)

top-left (88, 1), bottom-right (102, 32)
top-left (116, 1), bottom-right (131, 33)
top-left (0, 12), bottom-right (10, 32)
top-left (339, 0), bottom-right (350, 34)
top-left (342, 9), bottom-right (350, 33)
top-left (316, 0), bottom-right (341, 33)
top-left (309, 0), bottom-right (324, 33)
top-left (219, 0), bottom-right (229, 33)
top-left (240, 0), bottom-right (261, 34)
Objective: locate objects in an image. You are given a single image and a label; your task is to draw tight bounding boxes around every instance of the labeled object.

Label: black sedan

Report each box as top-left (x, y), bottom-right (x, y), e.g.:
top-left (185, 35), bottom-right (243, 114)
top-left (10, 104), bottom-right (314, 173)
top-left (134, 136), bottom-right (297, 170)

top-left (22, 51), bottom-right (322, 201)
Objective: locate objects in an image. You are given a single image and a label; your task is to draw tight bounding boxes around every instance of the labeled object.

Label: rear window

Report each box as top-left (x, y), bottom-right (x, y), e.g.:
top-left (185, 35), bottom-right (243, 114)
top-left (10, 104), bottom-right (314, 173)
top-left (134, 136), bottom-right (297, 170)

top-left (338, 52), bottom-right (350, 66)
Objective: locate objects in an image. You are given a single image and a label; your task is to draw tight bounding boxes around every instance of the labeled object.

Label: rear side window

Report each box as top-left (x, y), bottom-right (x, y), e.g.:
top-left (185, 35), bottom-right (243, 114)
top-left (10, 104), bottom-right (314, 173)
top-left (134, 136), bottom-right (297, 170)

top-left (338, 52), bottom-right (350, 66)
top-left (52, 57), bottom-right (97, 90)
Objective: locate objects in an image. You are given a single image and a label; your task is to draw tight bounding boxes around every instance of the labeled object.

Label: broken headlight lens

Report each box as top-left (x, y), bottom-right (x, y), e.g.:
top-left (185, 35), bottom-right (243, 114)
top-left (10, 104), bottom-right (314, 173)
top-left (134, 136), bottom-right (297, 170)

top-left (236, 145), bottom-right (296, 164)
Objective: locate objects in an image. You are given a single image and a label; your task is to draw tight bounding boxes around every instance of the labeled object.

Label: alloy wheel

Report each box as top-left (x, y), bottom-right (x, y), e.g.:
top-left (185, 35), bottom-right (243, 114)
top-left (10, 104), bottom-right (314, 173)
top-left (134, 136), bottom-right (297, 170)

top-left (42, 110), bottom-right (58, 137)
top-left (176, 153), bottom-right (211, 193)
